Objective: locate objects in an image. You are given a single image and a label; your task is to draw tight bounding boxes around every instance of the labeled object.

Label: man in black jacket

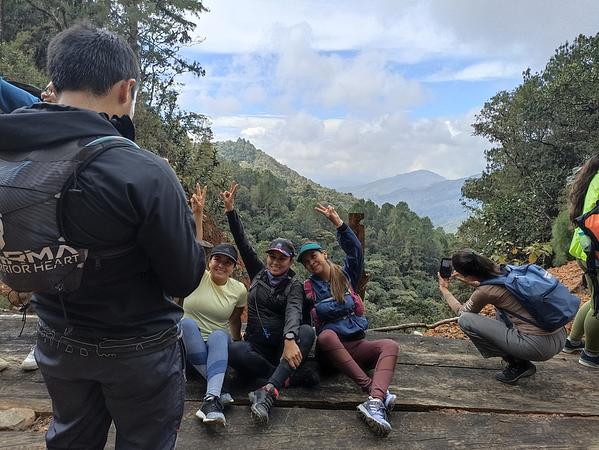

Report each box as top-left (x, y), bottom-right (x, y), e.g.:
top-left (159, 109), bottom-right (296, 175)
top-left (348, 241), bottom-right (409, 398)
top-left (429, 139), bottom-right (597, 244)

top-left (0, 24), bottom-right (204, 449)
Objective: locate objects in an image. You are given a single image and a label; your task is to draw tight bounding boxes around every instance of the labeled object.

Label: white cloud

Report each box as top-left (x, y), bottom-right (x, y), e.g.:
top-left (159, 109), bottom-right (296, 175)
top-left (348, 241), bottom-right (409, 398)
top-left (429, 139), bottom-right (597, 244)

top-left (241, 127), bottom-right (266, 138)
top-left (427, 61), bottom-right (525, 82)
top-left (269, 25), bottom-right (425, 115)
top-left (194, 0), bottom-right (599, 67)
top-left (181, 23), bottom-right (426, 118)
top-left (211, 111), bottom-right (488, 187)
top-left (178, 0), bottom-right (599, 189)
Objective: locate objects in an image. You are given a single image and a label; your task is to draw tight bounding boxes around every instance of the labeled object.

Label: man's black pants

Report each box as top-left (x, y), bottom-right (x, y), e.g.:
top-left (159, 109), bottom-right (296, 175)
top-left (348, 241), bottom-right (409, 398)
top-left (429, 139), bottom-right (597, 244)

top-left (35, 333), bottom-right (185, 450)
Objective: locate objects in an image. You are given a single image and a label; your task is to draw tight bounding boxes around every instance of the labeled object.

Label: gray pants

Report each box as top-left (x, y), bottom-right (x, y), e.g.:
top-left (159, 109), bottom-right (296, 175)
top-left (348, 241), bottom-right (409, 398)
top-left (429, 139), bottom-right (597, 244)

top-left (458, 312), bottom-right (566, 362)
top-left (36, 336), bottom-right (185, 450)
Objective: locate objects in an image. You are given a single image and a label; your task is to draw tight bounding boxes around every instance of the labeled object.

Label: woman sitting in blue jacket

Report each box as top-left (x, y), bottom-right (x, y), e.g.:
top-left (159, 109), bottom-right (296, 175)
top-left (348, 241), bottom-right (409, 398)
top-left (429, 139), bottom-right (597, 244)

top-left (298, 204), bottom-right (400, 437)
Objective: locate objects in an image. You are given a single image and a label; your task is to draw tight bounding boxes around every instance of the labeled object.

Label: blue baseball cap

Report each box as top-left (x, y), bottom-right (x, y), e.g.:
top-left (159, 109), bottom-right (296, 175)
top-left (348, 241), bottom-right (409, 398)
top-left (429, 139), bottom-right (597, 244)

top-left (297, 242), bottom-right (323, 263)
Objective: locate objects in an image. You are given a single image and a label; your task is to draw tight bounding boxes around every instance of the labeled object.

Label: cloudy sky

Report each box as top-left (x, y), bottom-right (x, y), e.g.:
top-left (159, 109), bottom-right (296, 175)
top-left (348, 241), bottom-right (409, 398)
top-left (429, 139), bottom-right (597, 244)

top-left (178, 0), bottom-right (599, 188)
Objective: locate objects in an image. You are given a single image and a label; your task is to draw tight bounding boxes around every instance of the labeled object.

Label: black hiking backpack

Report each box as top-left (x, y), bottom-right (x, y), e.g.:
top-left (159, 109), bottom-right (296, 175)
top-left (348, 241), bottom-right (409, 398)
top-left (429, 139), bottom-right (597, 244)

top-left (0, 136), bottom-right (137, 294)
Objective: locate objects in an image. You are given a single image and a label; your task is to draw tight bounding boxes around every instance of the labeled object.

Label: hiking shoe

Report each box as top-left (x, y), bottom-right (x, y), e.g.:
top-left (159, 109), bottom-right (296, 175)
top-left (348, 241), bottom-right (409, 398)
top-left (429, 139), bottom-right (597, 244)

top-left (495, 361), bottom-right (536, 384)
top-left (21, 347), bottom-right (38, 371)
top-left (384, 390), bottom-right (397, 412)
top-left (220, 392), bottom-right (234, 406)
top-left (579, 350), bottom-right (599, 369)
top-left (195, 396), bottom-right (226, 426)
top-left (562, 338), bottom-right (585, 354)
top-left (357, 397), bottom-right (392, 437)
top-left (287, 364), bottom-right (320, 388)
top-left (249, 386), bottom-right (278, 425)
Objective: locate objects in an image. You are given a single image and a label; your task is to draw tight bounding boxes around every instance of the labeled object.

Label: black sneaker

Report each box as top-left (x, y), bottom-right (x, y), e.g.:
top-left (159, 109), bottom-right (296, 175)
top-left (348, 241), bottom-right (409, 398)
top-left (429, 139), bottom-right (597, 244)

top-left (287, 364), bottom-right (320, 388)
top-left (495, 361), bottom-right (536, 384)
top-left (249, 386), bottom-right (278, 425)
top-left (195, 395), bottom-right (226, 426)
top-left (563, 338), bottom-right (585, 354)
top-left (579, 350), bottom-right (599, 368)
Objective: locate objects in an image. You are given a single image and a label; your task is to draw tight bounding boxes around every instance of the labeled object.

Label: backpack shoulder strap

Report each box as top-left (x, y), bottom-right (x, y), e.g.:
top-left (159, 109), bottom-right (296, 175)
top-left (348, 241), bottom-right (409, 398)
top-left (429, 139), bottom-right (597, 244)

top-left (496, 306), bottom-right (540, 328)
top-left (57, 136), bottom-right (140, 247)
top-left (303, 278), bottom-right (315, 301)
top-left (479, 265), bottom-right (512, 287)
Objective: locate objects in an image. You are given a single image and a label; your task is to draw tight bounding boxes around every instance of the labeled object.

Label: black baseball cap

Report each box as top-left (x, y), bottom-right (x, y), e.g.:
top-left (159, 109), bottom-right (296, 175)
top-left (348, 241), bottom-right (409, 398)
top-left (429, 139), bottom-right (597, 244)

top-left (266, 238), bottom-right (295, 258)
top-left (210, 243), bottom-right (238, 265)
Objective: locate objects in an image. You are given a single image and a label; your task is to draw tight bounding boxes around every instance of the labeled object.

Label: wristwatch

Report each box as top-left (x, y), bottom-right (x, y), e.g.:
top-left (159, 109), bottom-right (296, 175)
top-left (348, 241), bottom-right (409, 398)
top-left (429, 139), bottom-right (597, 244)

top-left (284, 332), bottom-right (296, 341)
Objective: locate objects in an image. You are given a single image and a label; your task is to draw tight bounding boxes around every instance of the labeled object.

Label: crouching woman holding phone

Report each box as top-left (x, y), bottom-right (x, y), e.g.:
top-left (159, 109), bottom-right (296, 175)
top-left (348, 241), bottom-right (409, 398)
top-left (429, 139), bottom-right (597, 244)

top-left (438, 249), bottom-right (566, 385)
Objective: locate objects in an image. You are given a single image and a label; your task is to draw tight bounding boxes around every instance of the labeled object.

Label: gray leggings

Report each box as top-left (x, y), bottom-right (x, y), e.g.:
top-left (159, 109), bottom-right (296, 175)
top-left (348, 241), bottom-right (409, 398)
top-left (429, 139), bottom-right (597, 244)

top-left (458, 312), bottom-right (566, 362)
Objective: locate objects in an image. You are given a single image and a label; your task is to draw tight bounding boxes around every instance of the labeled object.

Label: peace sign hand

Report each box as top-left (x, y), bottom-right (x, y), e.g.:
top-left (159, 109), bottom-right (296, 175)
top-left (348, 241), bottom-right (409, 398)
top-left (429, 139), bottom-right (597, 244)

top-left (190, 183), bottom-right (207, 217)
top-left (315, 203), bottom-right (343, 228)
top-left (219, 182), bottom-right (239, 212)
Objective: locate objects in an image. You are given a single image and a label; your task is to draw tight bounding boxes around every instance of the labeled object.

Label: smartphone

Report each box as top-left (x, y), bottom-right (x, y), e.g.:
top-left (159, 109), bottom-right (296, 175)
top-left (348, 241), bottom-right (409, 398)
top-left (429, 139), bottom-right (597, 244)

top-left (439, 258), bottom-right (453, 279)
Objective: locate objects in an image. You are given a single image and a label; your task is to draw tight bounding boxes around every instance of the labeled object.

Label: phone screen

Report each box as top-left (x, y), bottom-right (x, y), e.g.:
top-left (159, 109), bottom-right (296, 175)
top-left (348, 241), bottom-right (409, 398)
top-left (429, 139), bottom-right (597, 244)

top-left (439, 258), bottom-right (453, 279)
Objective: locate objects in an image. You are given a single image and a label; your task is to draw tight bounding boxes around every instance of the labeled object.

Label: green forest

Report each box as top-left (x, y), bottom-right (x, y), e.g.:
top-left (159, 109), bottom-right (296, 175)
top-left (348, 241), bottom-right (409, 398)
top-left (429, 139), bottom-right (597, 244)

top-left (2, 1), bottom-right (599, 327)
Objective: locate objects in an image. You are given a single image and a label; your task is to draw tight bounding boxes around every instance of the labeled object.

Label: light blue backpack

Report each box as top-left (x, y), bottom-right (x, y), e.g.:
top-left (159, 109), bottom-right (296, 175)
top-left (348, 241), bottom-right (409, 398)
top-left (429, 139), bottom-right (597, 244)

top-left (480, 264), bottom-right (580, 332)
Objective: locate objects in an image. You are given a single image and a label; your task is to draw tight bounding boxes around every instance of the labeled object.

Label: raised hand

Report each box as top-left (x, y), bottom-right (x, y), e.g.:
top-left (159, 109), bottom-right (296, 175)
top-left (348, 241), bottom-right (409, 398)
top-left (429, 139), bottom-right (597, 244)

top-left (315, 203), bottom-right (343, 228)
top-left (7, 290), bottom-right (32, 308)
top-left (190, 183), bottom-right (207, 217)
top-left (437, 273), bottom-right (450, 291)
top-left (219, 181), bottom-right (239, 212)
top-left (41, 82), bottom-right (57, 104)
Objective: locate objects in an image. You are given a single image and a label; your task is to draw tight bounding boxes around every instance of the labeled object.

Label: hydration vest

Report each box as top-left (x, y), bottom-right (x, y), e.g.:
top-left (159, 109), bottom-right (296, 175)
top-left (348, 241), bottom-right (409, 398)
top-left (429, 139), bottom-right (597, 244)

top-left (0, 136), bottom-right (137, 294)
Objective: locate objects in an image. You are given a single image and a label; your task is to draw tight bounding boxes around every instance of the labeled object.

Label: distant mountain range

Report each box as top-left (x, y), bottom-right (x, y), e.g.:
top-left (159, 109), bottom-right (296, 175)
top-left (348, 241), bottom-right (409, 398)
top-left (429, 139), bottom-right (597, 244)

top-left (339, 170), bottom-right (476, 231)
top-left (215, 139), bottom-right (475, 232)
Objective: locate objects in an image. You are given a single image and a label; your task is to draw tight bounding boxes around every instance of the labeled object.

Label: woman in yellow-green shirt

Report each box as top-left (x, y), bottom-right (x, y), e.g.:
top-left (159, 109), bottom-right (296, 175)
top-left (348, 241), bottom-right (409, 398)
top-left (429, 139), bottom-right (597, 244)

top-left (565, 155), bottom-right (599, 369)
top-left (180, 185), bottom-right (247, 427)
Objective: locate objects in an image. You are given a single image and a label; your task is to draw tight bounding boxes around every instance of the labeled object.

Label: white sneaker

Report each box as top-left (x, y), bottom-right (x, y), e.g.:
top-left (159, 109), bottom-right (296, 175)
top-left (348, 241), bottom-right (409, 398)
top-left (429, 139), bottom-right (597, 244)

top-left (384, 390), bottom-right (397, 412)
top-left (21, 347), bottom-right (38, 371)
top-left (220, 392), bottom-right (234, 406)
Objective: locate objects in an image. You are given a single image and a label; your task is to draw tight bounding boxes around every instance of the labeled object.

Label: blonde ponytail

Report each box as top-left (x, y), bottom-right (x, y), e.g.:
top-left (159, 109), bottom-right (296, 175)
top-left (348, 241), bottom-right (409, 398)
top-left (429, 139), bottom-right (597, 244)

top-left (328, 261), bottom-right (349, 304)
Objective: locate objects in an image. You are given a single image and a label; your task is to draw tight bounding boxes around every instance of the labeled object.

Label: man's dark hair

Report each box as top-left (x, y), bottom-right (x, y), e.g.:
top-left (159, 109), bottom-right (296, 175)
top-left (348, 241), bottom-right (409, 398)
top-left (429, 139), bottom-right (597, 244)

top-left (47, 23), bottom-right (140, 96)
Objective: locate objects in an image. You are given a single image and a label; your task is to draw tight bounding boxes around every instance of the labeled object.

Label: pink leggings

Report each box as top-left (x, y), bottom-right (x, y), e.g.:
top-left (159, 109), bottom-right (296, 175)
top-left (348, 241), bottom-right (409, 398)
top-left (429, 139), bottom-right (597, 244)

top-left (316, 329), bottom-right (400, 401)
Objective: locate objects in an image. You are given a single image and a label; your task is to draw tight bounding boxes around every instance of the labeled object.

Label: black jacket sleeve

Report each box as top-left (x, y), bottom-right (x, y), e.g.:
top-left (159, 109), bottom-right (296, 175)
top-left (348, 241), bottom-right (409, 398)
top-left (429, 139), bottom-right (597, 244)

top-left (133, 154), bottom-right (205, 297)
top-left (284, 280), bottom-right (304, 338)
top-left (226, 209), bottom-right (264, 279)
top-left (62, 145), bottom-right (204, 298)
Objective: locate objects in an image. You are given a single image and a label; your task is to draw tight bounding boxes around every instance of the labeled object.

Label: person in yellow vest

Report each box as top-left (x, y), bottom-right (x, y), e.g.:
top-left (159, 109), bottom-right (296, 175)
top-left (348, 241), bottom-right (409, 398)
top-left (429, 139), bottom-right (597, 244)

top-left (565, 154), bottom-right (599, 368)
top-left (180, 184), bottom-right (247, 426)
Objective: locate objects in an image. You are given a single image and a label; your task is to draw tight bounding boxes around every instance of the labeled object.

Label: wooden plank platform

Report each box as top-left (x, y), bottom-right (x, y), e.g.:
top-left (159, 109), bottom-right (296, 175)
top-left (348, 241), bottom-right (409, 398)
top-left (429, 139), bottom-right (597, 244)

top-left (1, 314), bottom-right (598, 449)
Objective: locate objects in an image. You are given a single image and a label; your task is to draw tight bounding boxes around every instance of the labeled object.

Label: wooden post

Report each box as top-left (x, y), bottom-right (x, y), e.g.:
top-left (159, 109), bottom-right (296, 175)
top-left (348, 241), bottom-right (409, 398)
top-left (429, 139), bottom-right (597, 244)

top-left (348, 212), bottom-right (369, 299)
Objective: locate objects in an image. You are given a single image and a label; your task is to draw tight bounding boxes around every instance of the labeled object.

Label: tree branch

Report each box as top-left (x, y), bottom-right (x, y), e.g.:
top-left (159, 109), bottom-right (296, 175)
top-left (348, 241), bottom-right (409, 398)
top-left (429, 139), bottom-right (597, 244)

top-left (368, 317), bottom-right (458, 332)
top-left (23, 0), bottom-right (64, 31)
